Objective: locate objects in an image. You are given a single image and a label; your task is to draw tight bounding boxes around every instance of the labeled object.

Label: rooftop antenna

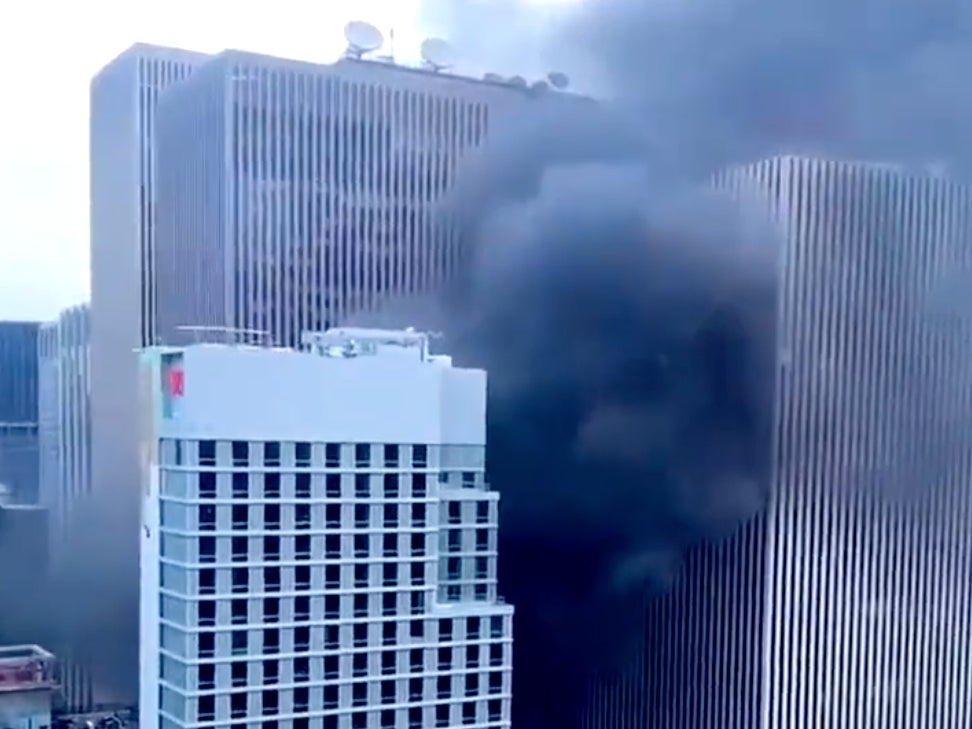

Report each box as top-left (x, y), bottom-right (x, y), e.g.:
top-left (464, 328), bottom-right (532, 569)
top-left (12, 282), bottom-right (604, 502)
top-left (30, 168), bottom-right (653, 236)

top-left (343, 20), bottom-right (384, 59)
top-left (420, 38), bottom-right (456, 72)
top-left (547, 71), bottom-right (570, 90)
top-left (374, 27), bottom-right (396, 63)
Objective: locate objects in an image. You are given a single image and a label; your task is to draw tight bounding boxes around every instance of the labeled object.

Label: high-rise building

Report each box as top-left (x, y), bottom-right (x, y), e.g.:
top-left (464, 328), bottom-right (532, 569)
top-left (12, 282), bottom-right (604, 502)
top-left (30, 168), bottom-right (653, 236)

top-left (0, 321), bottom-right (40, 504)
top-left (153, 51), bottom-right (537, 347)
top-left (581, 155), bottom-right (972, 728)
top-left (88, 44), bottom-right (206, 708)
top-left (139, 328), bottom-right (513, 729)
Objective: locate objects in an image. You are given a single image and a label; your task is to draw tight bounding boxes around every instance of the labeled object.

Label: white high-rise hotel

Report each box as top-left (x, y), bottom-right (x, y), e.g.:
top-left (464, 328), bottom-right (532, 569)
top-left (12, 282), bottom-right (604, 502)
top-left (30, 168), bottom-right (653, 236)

top-left (140, 328), bottom-right (513, 729)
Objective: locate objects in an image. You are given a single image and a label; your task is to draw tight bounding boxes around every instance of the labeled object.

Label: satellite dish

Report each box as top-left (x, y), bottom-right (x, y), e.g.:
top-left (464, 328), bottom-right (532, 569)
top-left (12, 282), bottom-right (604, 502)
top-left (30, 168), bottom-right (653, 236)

top-left (344, 20), bottom-right (384, 58)
top-left (547, 71), bottom-right (570, 90)
top-left (483, 72), bottom-right (504, 83)
top-left (420, 38), bottom-right (456, 71)
top-left (530, 80), bottom-right (550, 94)
top-left (508, 75), bottom-right (528, 88)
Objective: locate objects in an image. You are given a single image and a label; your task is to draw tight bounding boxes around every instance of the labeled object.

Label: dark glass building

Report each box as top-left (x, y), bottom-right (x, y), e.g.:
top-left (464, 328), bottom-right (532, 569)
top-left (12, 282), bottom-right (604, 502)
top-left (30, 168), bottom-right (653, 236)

top-left (0, 321), bottom-right (40, 503)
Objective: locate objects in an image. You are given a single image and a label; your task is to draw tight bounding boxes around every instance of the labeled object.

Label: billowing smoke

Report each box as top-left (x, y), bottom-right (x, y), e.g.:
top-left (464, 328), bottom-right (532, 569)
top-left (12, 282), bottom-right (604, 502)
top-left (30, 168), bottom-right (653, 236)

top-left (396, 0), bottom-right (972, 725)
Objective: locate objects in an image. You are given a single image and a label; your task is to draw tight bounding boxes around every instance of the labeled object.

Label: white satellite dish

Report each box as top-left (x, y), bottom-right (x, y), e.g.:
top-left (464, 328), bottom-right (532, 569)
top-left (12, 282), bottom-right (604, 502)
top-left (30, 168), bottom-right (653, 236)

top-left (344, 20), bottom-right (384, 59)
top-left (508, 75), bottom-right (528, 88)
top-left (483, 72), bottom-right (504, 83)
top-left (420, 38), bottom-right (456, 72)
top-left (530, 80), bottom-right (550, 94)
top-left (547, 71), bottom-right (570, 90)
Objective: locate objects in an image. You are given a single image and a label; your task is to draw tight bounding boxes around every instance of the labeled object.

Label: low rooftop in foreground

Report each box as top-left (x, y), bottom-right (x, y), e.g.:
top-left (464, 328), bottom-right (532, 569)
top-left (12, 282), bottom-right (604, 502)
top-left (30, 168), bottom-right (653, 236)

top-left (0, 645), bottom-right (56, 693)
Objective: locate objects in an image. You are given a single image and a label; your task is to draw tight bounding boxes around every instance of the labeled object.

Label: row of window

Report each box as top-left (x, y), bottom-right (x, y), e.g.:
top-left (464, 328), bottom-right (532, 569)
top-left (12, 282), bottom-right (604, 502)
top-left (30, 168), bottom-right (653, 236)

top-left (194, 693), bottom-right (505, 727)
top-left (195, 560), bottom-right (437, 593)
top-left (180, 441), bottom-right (431, 468)
top-left (190, 472), bottom-right (443, 500)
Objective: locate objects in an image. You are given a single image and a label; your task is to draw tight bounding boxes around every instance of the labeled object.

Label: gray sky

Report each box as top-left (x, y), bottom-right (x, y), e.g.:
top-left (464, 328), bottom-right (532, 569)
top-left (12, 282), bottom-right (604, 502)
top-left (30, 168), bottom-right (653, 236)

top-left (0, 0), bottom-right (578, 321)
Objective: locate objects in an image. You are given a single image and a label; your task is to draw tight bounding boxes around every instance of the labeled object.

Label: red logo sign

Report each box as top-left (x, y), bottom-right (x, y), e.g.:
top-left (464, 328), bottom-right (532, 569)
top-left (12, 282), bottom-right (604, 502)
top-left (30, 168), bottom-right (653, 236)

top-left (167, 368), bottom-right (185, 397)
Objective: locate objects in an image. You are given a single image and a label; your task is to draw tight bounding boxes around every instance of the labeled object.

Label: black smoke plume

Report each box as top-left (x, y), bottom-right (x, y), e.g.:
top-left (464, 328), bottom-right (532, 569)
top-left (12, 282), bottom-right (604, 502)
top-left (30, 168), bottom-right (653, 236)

top-left (399, 0), bottom-right (972, 725)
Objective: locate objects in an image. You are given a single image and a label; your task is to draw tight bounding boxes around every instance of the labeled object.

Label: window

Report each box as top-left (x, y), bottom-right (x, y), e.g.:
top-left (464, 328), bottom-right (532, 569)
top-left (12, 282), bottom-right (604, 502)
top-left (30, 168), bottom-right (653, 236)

top-left (490, 616), bottom-right (504, 639)
top-left (474, 583), bottom-right (488, 600)
top-left (381, 680), bottom-right (396, 704)
top-left (264, 567), bottom-right (280, 592)
top-left (325, 625), bottom-right (339, 650)
top-left (411, 592), bottom-right (425, 616)
top-left (355, 474), bottom-right (370, 498)
top-left (476, 501), bottom-right (489, 523)
top-left (264, 504), bottom-right (280, 529)
top-left (231, 630), bottom-right (247, 655)
top-left (466, 672), bottom-right (479, 696)
top-left (354, 593), bottom-right (369, 617)
top-left (445, 585), bottom-right (461, 602)
top-left (411, 534), bottom-right (425, 557)
top-left (264, 441), bottom-right (280, 467)
top-left (263, 659), bottom-right (278, 685)
top-left (324, 655), bottom-right (339, 679)
top-left (198, 632), bottom-right (214, 658)
top-left (447, 558), bottom-right (460, 580)
top-left (383, 473), bottom-right (398, 498)
top-left (198, 505), bottom-right (215, 531)
top-left (326, 535), bottom-right (341, 558)
top-left (353, 623), bottom-right (368, 647)
top-left (382, 593), bottom-right (396, 616)
top-left (488, 700), bottom-right (502, 721)
top-left (352, 682), bottom-right (367, 707)
top-left (355, 504), bottom-right (370, 528)
top-left (476, 529), bottom-right (489, 550)
top-left (355, 443), bottom-right (370, 467)
top-left (410, 620), bottom-right (423, 639)
top-left (355, 563), bottom-right (369, 587)
top-left (263, 598), bottom-right (279, 623)
top-left (295, 442), bottom-right (311, 467)
top-left (295, 535), bottom-right (310, 560)
top-left (409, 707), bottom-right (422, 728)
top-left (262, 689), bottom-right (278, 715)
top-left (384, 623), bottom-right (397, 646)
top-left (488, 671), bottom-right (502, 694)
top-left (264, 472), bottom-right (280, 498)
top-left (435, 704), bottom-right (449, 727)
top-left (295, 565), bottom-right (310, 590)
top-left (408, 677), bottom-right (423, 701)
top-left (384, 504), bottom-right (398, 528)
top-left (232, 504), bottom-right (248, 529)
top-left (437, 675), bottom-right (451, 698)
top-left (466, 617), bottom-right (480, 639)
top-left (355, 534), bottom-right (369, 557)
top-left (409, 648), bottom-right (423, 672)
top-left (197, 600), bottom-right (215, 627)
top-left (462, 471), bottom-right (476, 488)
top-left (199, 472), bottom-right (216, 498)
top-left (410, 562), bottom-right (425, 586)
top-left (352, 652), bottom-right (367, 677)
top-left (326, 473), bottom-right (341, 497)
top-left (198, 662), bottom-right (215, 689)
top-left (448, 502), bottom-right (461, 524)
top-left (199, 569), bottom-right (215, 594)
top-left (199, 536), bottom-right (215, 563)
top-left (383, 534), bottom-right (398, 557)
top-left (294, 657), bottom-right (309, 682)
top-left (381, 710), bottom-right (395, 729)
top-left (231, 661), bottom-right (247, 687)
top-left (438, 646), bottom-right (452, 670)
top-left (294, 596), bottom-right (310, 622)
top-left (489, 643), bottom-right (503, 666)
top-left (199, 440), bottom-right (216, 466)
top-left (325, 565), bottom-right (340, 588)
top-left (476, 557), bottom-right (489, 580)
top-left (326, 504), bottom-right (341, 527)
top-left (263, 536), bottom-right (280, 560)
top-left (198, 694), bottom-right (215, 720)
top-left (295, 504), bottom-right (311, 529)
top-left (325, 443), bottom-right (341, 467)
top-left (263, 628), bottom-right (279, 653)
top-left (232, 441), bottom-right (249, 467)
top-left (295, 627), bottom-right (310, 651)
top-left (412, 503), bottom-right (426, 527)
top-left (412, 444), bottom-right (427, 467)
top-left (293, 686), bottom-right (309, 711)
top-left (384, 444), bottom-right (399, 467)
top-left (325, 595), bottom-right (339, 619)
top-left (412, 473), bottom-right (427, 498)
top-left (232, 536), bottom-right (248, 562)
top-left (462, 702), bottom-right (476, 725)
top-left (232, 568), bottom-right (249, 593)
top-left (324, 685), bottom-right (339, 709)
top-left (232, 599), bottom-right (247, 625)
top-left (466, 644), bottom-right (480, 668)
top-left (352, 714), bottom-right (366, 729)
top-left (381, 651), bottom-right (396, 675)
top-left (232, 472), bottom-right (248, 498)
top-left (295, 473), bottom-right (311, 499)
top-left (448, 530), bottom-right (461, 552)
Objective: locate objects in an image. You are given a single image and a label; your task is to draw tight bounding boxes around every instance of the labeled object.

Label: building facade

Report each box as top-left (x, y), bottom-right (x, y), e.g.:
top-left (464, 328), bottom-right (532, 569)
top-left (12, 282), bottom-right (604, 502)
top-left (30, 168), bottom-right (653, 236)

top-left (139, 328), bottom-right (513, 729)
top-left (153, 51), bottom-right (537, 348)
top-left (0, 321), bottom-right (40, 504)
top-left (0, 645), bottom-right (57, 729)
top-left (581, 156), bottom-right (972, 728)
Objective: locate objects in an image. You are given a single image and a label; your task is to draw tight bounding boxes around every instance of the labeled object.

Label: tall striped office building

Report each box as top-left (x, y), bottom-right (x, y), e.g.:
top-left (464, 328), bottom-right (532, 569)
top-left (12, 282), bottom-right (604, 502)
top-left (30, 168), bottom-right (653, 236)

top-left (581, 156), bottom-right (972, 728)
top-left (153, 51), bottom-right (542, 347)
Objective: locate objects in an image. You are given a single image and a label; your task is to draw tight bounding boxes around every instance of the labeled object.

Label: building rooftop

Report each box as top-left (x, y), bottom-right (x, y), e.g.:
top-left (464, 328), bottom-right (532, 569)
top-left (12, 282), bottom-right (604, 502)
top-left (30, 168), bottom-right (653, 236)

top-left (0, 645), bottom-right (56, 694)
